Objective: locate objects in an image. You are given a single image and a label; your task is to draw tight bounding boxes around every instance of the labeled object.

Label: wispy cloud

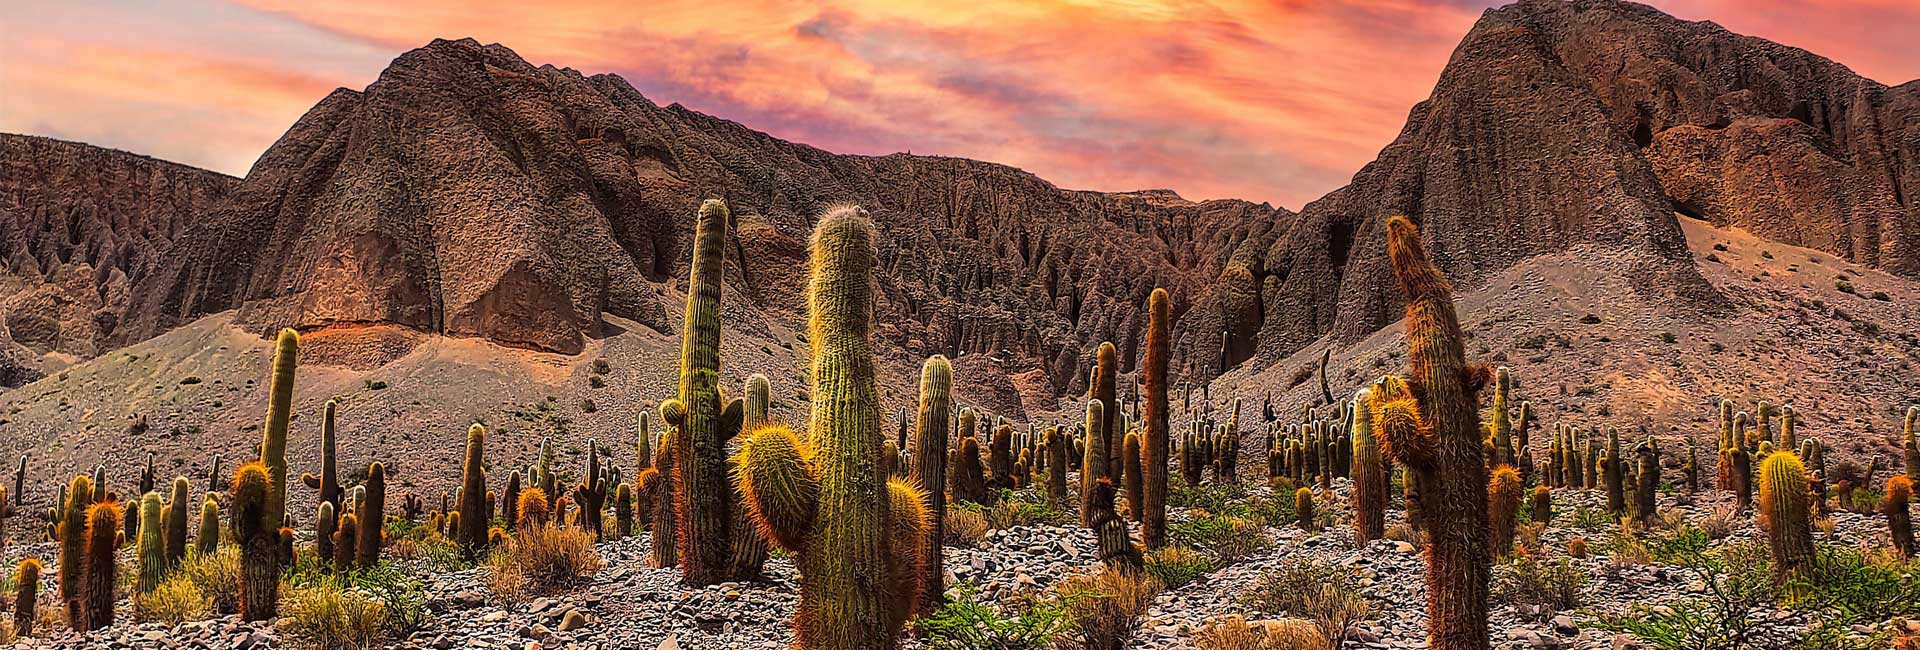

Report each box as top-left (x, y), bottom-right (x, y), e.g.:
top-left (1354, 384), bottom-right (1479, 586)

top-left (2, 0), bottom-right (1914, 206)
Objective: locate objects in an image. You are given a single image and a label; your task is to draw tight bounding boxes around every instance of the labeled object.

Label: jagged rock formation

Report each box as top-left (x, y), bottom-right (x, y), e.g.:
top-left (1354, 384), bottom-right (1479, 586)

top-left (0, 135), bottom-right (238, 386)
top-left (5, 0), bottom-right (1917, 396)
top-left (114, 38), bottom-right (1287, 394)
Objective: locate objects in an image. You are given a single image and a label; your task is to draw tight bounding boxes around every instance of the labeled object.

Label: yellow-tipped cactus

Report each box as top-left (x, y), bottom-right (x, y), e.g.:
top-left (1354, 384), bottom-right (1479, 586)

top-left (1757, 451), bottom-right (1814, 581)
top-left (908, 355), bottom-right (951, 618)
top-left (1488, 466), bottom-right (1520, 557)
top-left (58, 475), bottom-right (89, 625)
top-left (1351, 387), bottom-right (1387, 542)
top-left (14, 558), bottom-right (39, 637)
top-left (232, 462), bottom-right (279, 620)
top-left (664, 199), bottom-right (748, 586)
top-left (1080, 398), bottom-right (1108, 527)
top-left (135, 491), bottom-right (165, 593)
top-left (196, 495), bottom-right (219, 556)
top-left (82, 500), bottom-right (119, 631)
top-left (736, 207), bottom-right (927, 648)
top-left (1887, 476), bottom-right (1914, 558)
top-left (1294, 487), bottom-right (1315, 531)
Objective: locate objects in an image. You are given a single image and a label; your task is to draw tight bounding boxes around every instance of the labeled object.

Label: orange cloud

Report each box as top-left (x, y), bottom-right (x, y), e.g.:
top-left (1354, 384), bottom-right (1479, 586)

top-left (4, 0), bottom-right (1915, 207)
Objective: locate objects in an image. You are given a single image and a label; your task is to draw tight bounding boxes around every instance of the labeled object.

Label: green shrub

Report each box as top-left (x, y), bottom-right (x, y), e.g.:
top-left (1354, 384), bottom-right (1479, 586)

top-left (1594, 542), bottom-right (1781, 649)
top-left (919, 582), bottom-right (1069, 649)
top-left (134, 574), bottom-right (211, 625)
top-left (177, 546), bottom-right (240, 616)
top-left (1241, 559), bottom-right (1368, 649)
top-left (985, 494), bottom-right (1069, 530)
top-left (1492, 556), bottom-right (1586, 619)
top-left (1171, 514), bottom-right (1271, 564)
top-left (282, 576), bottom-right (389, 650)
top-left (1171, 483), bottom-right (1251, 514)
top-left (1144, 546), bottom-right (1218, 590)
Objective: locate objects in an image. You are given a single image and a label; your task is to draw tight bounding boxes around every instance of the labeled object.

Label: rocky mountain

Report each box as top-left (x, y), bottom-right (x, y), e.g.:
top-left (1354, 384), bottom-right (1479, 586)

top-left (112, 38), bottom-right (1289, 400)
top-left (0, 135), bottom-right (238, 387)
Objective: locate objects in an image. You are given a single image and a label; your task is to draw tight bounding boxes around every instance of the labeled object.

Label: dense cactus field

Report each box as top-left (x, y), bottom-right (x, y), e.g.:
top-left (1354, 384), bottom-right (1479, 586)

top-left (0, 202), bottom-right (1915, 650)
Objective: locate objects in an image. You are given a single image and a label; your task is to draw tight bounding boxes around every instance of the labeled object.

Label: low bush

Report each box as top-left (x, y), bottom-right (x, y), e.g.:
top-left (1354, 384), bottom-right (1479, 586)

top-left (1191, 615), bottom-right (1322, 650)
top-left (1493, 556), bottom-right (1586, 620)
top-left (918, 582), bottom-right (1068, 649)
top-left (1057, 568), bottom-right (1161, 650)
top-left (134, 574), bottom-right (211, 625)
top-left (483, 524), bottom-right (602, 600)
top-left (177, 547), bottom-right (240, 616)
top-left (945, 506), bottom-right (990, 547)
top-left (282, 577), bottom-right (389, 650)
top-left (1144, 546), bottom-right (1218, 591)
top-left (1172, 514), bottom-right (1272, 564)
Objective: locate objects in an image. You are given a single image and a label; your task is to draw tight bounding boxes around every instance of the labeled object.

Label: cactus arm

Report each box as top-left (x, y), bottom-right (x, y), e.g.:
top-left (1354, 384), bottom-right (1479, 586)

top-left (735, 423), bottom-right (818, 552)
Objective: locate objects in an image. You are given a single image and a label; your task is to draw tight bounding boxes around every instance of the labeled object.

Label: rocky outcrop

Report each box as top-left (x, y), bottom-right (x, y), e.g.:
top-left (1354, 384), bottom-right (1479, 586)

top-left (116, 38), bottom-right (1288, 395)
top-left (0, 135), bottom-right (237, 386)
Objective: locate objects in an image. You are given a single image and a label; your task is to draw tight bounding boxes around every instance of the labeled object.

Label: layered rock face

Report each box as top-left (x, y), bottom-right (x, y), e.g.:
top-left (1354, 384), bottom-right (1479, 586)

top-left (119, 38), bottom-right (1289, 394)
top-left (0, 135), bottom-right (238, 386)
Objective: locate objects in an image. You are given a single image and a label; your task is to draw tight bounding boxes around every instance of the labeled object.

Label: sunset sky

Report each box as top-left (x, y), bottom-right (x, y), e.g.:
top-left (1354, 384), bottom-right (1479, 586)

top-left (4, 0), bottom-right (1916, 209)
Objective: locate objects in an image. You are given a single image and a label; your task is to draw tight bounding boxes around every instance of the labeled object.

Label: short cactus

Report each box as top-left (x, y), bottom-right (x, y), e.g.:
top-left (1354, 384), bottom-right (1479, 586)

top-left (315, 501), bottom-right (337, 571)
top-left (1757, 451), bottom-right (1814, 581)
top-left (334, 513), bottom-right (357, 571)
top-left (731, 374), bottom-right (774, 576)
top-left (517, 487), bottom-right (550, 530)
top-left (735, 207), bottom-right (928, 648)
top-left (14, 558), bottom-right (39, 637)
top-left (1887, 476), bottom-right (1914, 558)
top-left (615, 483), bottom-right (634, 539)
top-left (1123, 432), bottom-right (1144, 523)
top-left (1080, 399), bottom-right (1109, 527)
top-left (164, 477), bottom-right (189, 568)
top-left (1603, 428), bottom-right (1624, 516)
top-left (1633, 437), bottom-right (1660, 523)
top-left (1530, 486), bottom-right (1552, 525)
top-left (357, 463), bottom-right (385, 568)
top-left (989, 424), bottom-right (1014, 489)
top-left (196, 495), bottom-right (219, 556)
top-left (502, 470), bottom-right (522, 532)
top-left (1488, 466), bottom-right (1521, 557)
top-left (1294, 487), bottom-right (1315, 531)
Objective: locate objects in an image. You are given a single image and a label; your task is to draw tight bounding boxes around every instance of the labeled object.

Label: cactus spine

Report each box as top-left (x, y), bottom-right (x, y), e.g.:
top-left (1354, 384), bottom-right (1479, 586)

top-left (232, 462), bottom-right (279, 620)
top-left (736, 207), bottom-right (928, 648)
top-left (908, 355), bottom-right (951, 618)
top-left (1365, 216), bottom-right (1492, 650)
top-left (664, 199), bottom-right (747, 586)
top-left (1757, 451), bottom-right (1814, 581)
top-left (1088, 480), bottom-right (1140, 570)
top-left (1142, 287), bottom-right (1172, 550)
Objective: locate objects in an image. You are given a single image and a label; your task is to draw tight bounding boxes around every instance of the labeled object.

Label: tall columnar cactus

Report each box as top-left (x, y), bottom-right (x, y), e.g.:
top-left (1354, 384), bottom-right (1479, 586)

top-left (14, 558), bottom-right (39, 638)
top-left (196, 495), bottom-right (219, 556)
top-left (1365, 216), bottom-right (1492, 650)
top-left (1488, 466), bottom-right (1521, 557)
top-left (1886, 476), bottom-right (1914, 558)
top-left (502, 470), bottom-right (522, 532)
top-left (82, 499), bottom-right (119, 631)
top-left (136, 491), bottom-right (166, 593)
top-left (233, 462), bottom-right (284, 620)
top-left (129, 452), bottom-right (154, 539)
top-left (663, 199), bottom-right (747, 587)
top-left (302, 399), bottom-right (343, 528)
top-left (1080, 399), bottom-right (1109, 527)
top-left (735, 207), bottom-right (929, 649)
top-left (1094, 342), bottom-right (1121, 482)
top-left (358, 463), bottom-right (385, 568)
top-left (58, 475), bottom-right (89, 628)
top-left (1351, 387), bottom-right (1387, 542)
top-left (909, 355), bottom-right (951, 618)
top-left (1142, 287), bottom-right (1172, 550)
top-left (458, 424), bottom-right (489, 552)
top-left (164, 477), bottom-right (189, 568)
top-left (1603, 428), bottom-right (1625, 516)
top-left (615, 483), bottom-right (635, 539)
top-left (1123, 432), bottom-right (1144, 522)
top-left (261, 328), bottom-right (298, 539)
top-left (1757, 451), bottom-right (1814, 581)
top-left (1633, 437), bottom-right (1660, 523)
top-left (637, 411), bottom-right (653, 473)
top-left (1486, 367), bottom-right (1515, 468)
